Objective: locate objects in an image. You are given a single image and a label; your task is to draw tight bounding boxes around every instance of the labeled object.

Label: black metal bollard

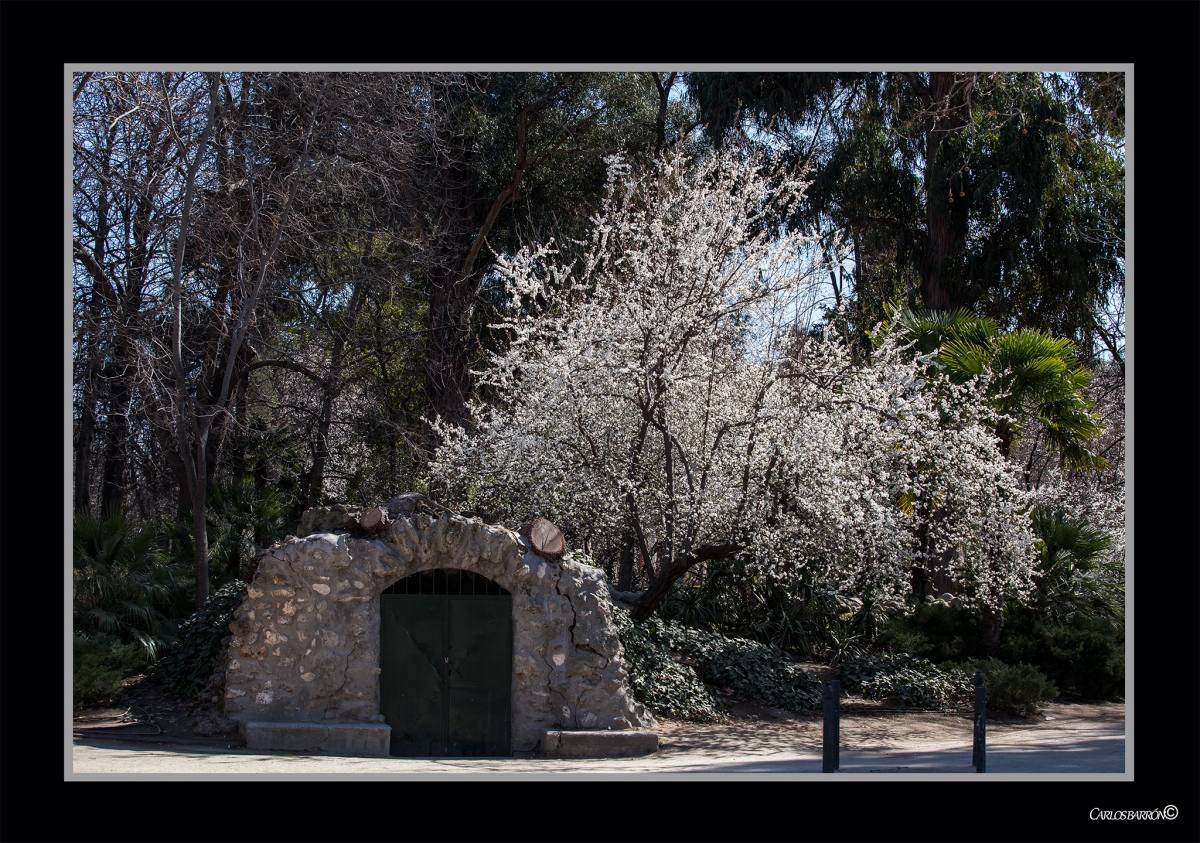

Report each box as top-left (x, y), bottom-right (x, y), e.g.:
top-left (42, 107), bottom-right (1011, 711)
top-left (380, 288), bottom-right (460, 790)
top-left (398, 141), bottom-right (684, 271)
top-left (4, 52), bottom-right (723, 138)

top-left (823, 680), bottom-right (841, 772)
top-left (972, 670), bottom-right (986, 773)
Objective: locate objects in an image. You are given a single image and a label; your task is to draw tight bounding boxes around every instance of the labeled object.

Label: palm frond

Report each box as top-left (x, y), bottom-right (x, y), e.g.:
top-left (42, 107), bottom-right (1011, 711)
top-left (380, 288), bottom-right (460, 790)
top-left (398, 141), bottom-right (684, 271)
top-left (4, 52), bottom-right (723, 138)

top-left (72, 507), bottom-right (184, 659)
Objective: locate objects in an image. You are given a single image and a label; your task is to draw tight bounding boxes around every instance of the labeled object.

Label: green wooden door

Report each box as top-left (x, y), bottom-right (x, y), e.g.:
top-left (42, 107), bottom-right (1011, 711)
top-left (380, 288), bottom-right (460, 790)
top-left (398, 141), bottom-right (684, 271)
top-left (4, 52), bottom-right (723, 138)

top-left (380, 570), bottom-right (512, 757)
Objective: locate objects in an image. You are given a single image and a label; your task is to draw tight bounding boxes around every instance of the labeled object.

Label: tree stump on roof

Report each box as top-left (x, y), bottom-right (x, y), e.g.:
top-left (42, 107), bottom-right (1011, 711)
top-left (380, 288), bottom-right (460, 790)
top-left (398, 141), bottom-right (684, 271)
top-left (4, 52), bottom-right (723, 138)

top-left (359, 506), bottom-right (389, 533)
top-left (529, 518), bottom-right (566, 561)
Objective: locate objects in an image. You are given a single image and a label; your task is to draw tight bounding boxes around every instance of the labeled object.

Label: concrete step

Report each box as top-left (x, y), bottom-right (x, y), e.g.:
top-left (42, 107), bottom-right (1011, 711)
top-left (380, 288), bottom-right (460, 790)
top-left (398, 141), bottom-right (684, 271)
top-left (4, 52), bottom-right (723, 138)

top-left (540, 728), bottom-right (659, 758)
top-left (242, 721), bottom-right (391, 756)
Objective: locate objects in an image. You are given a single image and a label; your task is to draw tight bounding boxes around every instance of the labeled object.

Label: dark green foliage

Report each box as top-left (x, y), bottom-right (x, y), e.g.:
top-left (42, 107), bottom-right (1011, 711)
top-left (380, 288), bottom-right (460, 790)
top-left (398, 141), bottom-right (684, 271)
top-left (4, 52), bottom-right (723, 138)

top-left (688, 72), bottom-right (1124, 352)
top-left (657, 564), bottom-right (881, 663)
top-left (613, 610), bottom-right (824, 718)
top-left (74, 655), bottom-right (123, 708)
top-left (999, 611), bottom-right (1124, 699)
top-left (874, 602), bottom-right (989, 665)
top-left (692, 633), bottom-right (824, 712)
top-left (873, 598), bottom-right (1123, 701)
top-left (886, 307), bottom-right (1106, 471)
top-left (161, 478), bottom-right (287, 607)
top-left (946, 658), bottom-right (1058, 716)
top-left (73, 508), bottom-right (185, 661)
top-left (612, 608), bottom-right (724, 721)
top-left (840, 652), bottom-right (973, 710)
top-left (687, 72), bottom-right (863, 145)
top-left (73, 633), bottom-right (148, 708)
top-left (613, 610), bottom-right (725, 721)
top-left (237, 418), bottom-right (311, 521)
top-left (1030, 506), bottom-right (1121, 620)
top-left (343, 294), bottom-right (431, 505)
top-left (153, 580), bottom-right (248, 701)
top-left (206, 475), bottom-right (288, 583)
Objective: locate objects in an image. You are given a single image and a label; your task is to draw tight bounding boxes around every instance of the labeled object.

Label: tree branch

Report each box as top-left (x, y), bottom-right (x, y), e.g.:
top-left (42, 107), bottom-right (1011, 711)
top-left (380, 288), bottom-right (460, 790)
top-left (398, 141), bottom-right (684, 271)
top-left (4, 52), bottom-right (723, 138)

top-left (72, 237), bottom-right (119, 309)
top-left (235, 358), bottom-right (328, 388)
top-left (457, 75), bottom-right (573, 285)
top-left (73, 72), bottom-right (95, 103)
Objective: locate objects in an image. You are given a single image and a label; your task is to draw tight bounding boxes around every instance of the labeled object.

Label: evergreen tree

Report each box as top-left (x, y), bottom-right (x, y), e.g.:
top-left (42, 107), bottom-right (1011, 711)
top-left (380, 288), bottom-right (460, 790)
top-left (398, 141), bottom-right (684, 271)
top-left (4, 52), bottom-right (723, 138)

top-left (688, 72), bottom-right (1125, 356)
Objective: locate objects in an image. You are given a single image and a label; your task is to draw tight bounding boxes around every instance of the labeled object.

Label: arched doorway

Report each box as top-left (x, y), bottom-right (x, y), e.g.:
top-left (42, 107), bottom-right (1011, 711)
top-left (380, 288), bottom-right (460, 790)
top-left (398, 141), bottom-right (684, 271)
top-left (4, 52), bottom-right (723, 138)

top-left (379, 568), bottom-right (513, 756)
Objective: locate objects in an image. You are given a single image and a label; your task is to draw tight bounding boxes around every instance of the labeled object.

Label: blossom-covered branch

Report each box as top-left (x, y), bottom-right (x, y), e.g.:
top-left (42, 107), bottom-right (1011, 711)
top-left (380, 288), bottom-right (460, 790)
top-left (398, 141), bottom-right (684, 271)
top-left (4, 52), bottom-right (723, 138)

top-left (429, 147), bottom-right (1038, 619)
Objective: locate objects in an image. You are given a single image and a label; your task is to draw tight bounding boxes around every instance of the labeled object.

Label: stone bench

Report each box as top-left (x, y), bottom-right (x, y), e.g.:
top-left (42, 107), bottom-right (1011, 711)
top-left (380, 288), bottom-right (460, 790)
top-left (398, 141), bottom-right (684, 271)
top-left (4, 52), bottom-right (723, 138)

top-left (242, 721), bottom-right (391, 756)
top-left (540, 729), bottom-right (659, 758)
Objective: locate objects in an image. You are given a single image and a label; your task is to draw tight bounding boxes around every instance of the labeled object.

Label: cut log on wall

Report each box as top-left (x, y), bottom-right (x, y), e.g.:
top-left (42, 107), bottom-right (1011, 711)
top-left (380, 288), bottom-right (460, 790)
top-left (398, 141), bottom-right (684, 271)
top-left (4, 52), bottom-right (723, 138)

top-left (529, 518), bottom-right (566, 561)
top-left (360, 507), bottom-right (389, 533)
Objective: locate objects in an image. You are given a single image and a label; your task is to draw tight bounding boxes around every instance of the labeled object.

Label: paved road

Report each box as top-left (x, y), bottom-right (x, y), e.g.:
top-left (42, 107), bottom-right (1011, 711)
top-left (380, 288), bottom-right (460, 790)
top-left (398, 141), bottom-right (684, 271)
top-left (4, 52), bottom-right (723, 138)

top-left (70, 703), bottom-right (1125, 776)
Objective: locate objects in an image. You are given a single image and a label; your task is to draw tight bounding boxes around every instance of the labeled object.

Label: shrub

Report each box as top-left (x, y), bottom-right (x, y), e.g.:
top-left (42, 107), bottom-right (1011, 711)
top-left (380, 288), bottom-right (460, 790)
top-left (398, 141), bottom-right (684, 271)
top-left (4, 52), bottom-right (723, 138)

top-left (161, 482), bottom-right (286, 608)
top-left (1030, 506), bottom-right (1122, 623)
top-left (657, 569), bottom-right (886, 662)
top-left (206, 475), bottom-right (289, 584)
top-left (73, 507), bottom-right (184, 661)
top-left (612, 609), bottom-right (725, 721)
top-left (873, 597), bottom-right (1124, 701)
top-left (1000, 610), bottom-right (1124, 699)
top-left (74, 657), bottom-right (124, 708)
top-left (665, 625), bottom-right (824, 712)
top-left (949, 658), bottom-right (1058, 716)
top-left (839, 652), bottom-right (974, 709)
top-left (874, 601), bottom-right (988, 664)
top-left (153, 580), bottom-right (248, 701)
top-left (73, 633), bottom-right (147, 708)
top-left (614, 610), bottom-right (824, 718)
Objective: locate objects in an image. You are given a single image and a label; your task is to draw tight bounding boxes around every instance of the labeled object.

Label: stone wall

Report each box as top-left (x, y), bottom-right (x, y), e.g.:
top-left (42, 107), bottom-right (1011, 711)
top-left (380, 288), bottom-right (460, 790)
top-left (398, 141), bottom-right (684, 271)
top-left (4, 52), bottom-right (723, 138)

top-left (221, 509), bottom-right (653, 752)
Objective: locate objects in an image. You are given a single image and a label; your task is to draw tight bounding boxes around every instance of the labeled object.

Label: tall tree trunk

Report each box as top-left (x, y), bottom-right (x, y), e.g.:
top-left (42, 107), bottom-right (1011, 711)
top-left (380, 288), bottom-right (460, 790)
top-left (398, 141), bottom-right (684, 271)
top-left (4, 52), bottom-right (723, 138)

top-left (301, 279), bottom-right (368, 507)
top-left (228, 364), bottom-right (251, 481)
top-left (99, 189), bottom-right (153, 514)
top-left (190, 473), bottom-right (210, 608)
top-left (73, 102), bottom-right (117, 516)
top-left (912, 498), bottom-right (934, 599)
top-left (617, 543), bottom-right (634, 592)
top-left (303, 389), bottom-right (336, 508)
top-left (100, 366), bottom-right (131, 513)
top-left (650, 72), bottom-right (677, 158)
top-left (981, 605), bottom-right (1003, 655)
top-left (916, 72), bottom-right (971, 312)
top-left (74, 390), bottom-right (98, 514)
top-left (425, 230), bottom-right (478, 430)
top-left (922, 198), bottom-right (955, 311)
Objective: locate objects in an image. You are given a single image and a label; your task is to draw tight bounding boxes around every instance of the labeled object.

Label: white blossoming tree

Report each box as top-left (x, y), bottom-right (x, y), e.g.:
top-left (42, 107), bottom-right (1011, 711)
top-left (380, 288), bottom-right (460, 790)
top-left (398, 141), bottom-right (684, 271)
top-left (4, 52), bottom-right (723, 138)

top-left (429, 148), bottom-right (1038, 620)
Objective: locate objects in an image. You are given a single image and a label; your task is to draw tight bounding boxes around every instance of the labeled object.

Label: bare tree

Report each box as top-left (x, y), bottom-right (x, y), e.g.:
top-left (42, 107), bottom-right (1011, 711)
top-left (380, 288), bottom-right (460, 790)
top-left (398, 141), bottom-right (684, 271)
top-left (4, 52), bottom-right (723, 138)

top-left (74, 73), bottom-right (189, 515)
top-left (223, 73), bottom-right (462, 507)
top-left (73, 72), bottom-right (653, 602)
top-left (75, 72), bottom-right (331, 604)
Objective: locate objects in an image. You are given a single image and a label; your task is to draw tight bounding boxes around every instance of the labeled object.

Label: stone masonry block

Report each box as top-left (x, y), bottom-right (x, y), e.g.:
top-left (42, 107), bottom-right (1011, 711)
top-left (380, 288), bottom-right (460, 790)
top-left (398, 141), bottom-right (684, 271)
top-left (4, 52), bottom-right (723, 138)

top-left (540, 729), bottom-right (659, 758)
top-left (242, 721), bottom-right (390, 756)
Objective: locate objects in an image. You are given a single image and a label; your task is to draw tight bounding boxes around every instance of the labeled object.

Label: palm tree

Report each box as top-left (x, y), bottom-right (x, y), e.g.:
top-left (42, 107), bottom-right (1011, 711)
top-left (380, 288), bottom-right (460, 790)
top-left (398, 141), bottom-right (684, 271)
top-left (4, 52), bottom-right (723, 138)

top-left (162, 475), bottom-right (289, 599)
top-left (73, 508), bottom-right (184, 661)
top-left (1029, 506), bottom-right (1120, 622)
top-left (892, 306), bottom-right (1106, 471)
top-left (206, 475), bottom-right (289, 584)
top-left (886, 306), bottom-right (1108, 653)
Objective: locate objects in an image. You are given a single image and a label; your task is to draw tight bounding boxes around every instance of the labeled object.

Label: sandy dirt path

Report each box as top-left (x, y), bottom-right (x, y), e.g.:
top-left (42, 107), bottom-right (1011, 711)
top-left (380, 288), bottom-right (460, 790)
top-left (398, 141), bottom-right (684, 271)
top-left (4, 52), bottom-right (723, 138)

top-left (70, 700), bottom-right (1124, 776)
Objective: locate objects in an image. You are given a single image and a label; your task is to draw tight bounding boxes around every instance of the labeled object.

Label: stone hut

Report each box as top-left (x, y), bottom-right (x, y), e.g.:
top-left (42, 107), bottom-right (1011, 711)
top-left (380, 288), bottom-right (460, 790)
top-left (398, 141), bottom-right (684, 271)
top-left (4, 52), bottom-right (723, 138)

top-left (220, 496), bottom-right (656, 757)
